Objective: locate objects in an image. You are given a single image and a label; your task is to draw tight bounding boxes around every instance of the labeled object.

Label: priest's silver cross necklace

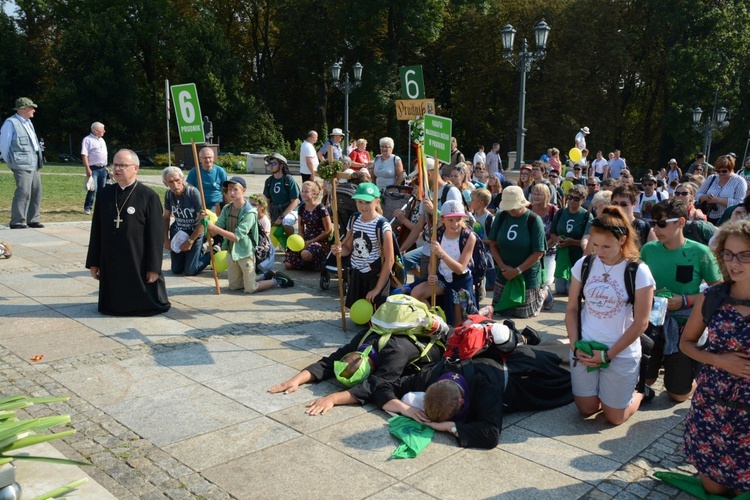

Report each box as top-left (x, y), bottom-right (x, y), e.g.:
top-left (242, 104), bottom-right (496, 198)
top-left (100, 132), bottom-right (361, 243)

top-left (114, 181), bottom-right (138, 229)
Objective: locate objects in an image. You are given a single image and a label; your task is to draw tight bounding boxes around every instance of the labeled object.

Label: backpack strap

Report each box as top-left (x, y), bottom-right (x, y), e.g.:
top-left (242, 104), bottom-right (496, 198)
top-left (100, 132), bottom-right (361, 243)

top-left (576, 254), bottom-right (595, 341)
top-left (484, 213), bottom-right (494, 236)
top-left (701, 282), bottom-right (731, 325)
top-left (440, 184), bottom-right (450, 207)
top-left (623, 260), bottom-right (641, 305)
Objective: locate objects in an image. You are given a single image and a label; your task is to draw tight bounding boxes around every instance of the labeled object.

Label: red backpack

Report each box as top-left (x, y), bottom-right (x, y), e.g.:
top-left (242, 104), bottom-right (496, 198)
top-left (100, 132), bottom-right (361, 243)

top-left (444, 315), bottom-right (517, 360)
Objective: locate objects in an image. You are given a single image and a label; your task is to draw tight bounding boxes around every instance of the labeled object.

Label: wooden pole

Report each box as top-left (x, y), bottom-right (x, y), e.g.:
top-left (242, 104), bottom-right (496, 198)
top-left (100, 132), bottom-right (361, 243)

top-left (191, 141), bottom-right (221, 294)
top-left (329, 150), bottom-right (347, 331)
top-left (430, 152), bottom-right (440, 307)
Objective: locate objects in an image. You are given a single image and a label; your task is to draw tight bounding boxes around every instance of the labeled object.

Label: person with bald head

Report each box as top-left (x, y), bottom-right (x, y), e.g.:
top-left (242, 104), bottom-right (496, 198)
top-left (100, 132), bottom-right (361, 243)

top-left (82, 121), bottom-right (108, 215)
top-left (86, 149), bottom-right (171, 316)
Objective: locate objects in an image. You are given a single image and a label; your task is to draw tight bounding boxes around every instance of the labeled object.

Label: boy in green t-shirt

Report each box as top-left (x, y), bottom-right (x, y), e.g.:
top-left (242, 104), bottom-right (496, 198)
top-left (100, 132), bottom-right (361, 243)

top-left (640, 199), bottom-right (722, 403)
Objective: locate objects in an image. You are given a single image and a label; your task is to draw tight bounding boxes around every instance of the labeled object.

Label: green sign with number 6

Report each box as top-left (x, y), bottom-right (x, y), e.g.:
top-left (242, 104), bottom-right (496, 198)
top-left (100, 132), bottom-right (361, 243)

top-left (399, 65), bottom-right (425, 100)
top-left (170, 83), bottom-right (205, 144)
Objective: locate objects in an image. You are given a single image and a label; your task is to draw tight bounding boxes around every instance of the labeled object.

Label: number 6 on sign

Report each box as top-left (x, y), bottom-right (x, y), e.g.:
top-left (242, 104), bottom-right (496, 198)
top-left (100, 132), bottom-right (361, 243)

top-left (170, 83), bottom-right (205, 145)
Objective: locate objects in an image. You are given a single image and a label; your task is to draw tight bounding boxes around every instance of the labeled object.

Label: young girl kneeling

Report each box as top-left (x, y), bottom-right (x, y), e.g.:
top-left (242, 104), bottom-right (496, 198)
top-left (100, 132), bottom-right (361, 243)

top-left (332, 182), bottom-right (393, 308)
top-left (411, 200), bottom-right (478, 326)
top-left (284, 180), bottom-right (332, 270)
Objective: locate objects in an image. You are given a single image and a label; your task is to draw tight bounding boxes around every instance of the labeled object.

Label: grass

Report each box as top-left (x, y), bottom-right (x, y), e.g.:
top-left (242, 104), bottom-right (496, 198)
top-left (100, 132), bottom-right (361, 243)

top-left (0, 164), bottom-right (167, 223)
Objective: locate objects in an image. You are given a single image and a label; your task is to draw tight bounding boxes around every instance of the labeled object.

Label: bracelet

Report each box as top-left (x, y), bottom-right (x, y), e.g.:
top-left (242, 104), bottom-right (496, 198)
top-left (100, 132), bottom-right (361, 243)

top-left (188, 238), bottom-right (194, 245)
top-left (602, 350), bottom-right (611, 363)
top-left (682, 294), bottom-right (688, 309)
top-left (516, 267), bottom-right (523, 275)
top-left (600, 350), bottom-right (607, 364)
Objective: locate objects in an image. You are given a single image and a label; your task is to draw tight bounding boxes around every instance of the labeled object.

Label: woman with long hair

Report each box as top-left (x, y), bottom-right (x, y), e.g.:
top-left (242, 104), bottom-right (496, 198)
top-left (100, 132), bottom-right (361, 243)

top-left (565, 206), bottom-right (655, 425)
top-left (680, 220), bottom-right (750, 495)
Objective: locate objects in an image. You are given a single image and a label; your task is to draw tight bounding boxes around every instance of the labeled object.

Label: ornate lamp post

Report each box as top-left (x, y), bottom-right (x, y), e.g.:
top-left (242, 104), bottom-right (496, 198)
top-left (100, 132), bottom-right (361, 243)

top-left (500, 21), bottom-right (550, 170)
top-left (692, 88), bottom-right (729, 161)
top-left (331, 61), bottom-right (363, 149)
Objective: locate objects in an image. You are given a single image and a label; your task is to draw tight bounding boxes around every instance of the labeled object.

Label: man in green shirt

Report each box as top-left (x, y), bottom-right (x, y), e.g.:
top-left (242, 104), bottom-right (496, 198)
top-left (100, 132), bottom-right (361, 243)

top-left (640, 199), bottom-right (722, 403)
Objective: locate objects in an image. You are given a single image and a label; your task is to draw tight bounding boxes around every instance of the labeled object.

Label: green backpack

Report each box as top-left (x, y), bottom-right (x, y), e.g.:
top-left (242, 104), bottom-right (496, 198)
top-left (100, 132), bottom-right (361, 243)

top-left (359, 294), bottom-right (447, 368)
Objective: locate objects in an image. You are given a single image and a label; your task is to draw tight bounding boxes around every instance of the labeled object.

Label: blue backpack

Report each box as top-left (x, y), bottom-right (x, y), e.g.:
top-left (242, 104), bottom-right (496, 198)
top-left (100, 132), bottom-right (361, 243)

top-left (437, 226), bottom-right (493, 282)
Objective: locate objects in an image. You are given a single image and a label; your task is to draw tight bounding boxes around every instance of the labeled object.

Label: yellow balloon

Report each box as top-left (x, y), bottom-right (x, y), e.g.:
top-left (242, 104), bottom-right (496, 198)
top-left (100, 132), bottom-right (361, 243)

top-left (568, 147), bottom-right (582, 163)
top-left (350, 299), bottom-right (374, 325)
top-left (213, 250), bottom-right (228, 273)
top-left (287, 234), bottom-right (305, 253)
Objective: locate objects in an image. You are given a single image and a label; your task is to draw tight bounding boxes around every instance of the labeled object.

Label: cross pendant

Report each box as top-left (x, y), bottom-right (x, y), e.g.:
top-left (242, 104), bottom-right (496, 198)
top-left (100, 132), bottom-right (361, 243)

top-left (114, 216), bottom-right (123, 229)
top-left (603, 273), bottom-right (609, 281)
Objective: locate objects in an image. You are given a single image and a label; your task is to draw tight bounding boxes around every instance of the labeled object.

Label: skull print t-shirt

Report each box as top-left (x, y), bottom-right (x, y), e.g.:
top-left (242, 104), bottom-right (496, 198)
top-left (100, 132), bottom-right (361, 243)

top-left (348, 215), bottom-right (391, 272)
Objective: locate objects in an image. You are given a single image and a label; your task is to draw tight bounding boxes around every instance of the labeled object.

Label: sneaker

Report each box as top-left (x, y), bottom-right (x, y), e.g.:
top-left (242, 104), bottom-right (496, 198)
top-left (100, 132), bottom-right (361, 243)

top-left (84, 208), bottom-right (92, 215)
top-left (275, 271), bottom-right (294, 288)
top-left (263, 270), bottom-right (276, 280)
top-left (520, 326), bottom-right (541, 346)
top-left (542, 285), bottom-right (555, 311)
top-left (212, 244), bottom-right (221, 254)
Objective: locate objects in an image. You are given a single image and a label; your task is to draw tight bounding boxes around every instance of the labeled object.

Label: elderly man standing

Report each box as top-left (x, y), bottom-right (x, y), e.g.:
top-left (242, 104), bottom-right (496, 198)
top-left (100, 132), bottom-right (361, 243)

top-left (299, 130), bottom-right (319, 183)
top-left (0, 97), bottom-right (45, 229)
top-left (86, 149), bottom-right (170, 316)
top-left (317, 128), bottom-right (344, 162)
top-left (186, 147), bottom-right (227, 215)
top-left (162, 166), bottom-right (210, 276)
top-left (485, 143), bottom-right (502, 176)
top-left (82, 122), bottom-right (108, 215)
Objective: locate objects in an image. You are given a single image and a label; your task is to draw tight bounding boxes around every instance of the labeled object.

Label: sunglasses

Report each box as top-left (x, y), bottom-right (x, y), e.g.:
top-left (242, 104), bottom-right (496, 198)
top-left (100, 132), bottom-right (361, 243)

top-left (643, 183), bottom-right (655, 187)
top-left (720, 249), bottom-right (750, 263)
top-left (650, 217), bottom-right (680, 228)
top-left (568, 196), bottom-right (582, 202)
top-left (718, 169), bottom-right (730, 174)
top-left (549, 175), bottom-right (559, 179)
top-left (267, 161), bottom-right (278, 166)
top-left (673, 191), bottom-right (690, 197)
top-left (587, 184), bottom-right (597, 187)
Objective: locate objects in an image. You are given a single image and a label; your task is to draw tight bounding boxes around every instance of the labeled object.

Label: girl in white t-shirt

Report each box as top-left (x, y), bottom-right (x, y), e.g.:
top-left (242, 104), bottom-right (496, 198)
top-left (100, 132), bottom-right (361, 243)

top-left (566, 206), bottom-right (655, 425)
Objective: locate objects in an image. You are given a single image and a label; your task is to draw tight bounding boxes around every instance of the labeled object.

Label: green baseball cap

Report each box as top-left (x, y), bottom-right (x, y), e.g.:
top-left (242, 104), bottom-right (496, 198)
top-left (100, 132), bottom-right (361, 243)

top-left (351, 182), bottom-right (380, 202)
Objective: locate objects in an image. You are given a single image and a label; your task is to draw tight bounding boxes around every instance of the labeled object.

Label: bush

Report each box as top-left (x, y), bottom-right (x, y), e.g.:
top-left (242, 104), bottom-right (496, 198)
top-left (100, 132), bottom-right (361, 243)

top-left (154, 153), bottom-right (175, 167)
top-left (216, 153), bottom-right (247, 173)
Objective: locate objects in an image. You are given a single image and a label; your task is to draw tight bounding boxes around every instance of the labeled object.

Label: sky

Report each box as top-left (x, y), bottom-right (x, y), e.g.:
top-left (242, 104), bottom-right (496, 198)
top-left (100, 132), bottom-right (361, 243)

top-left (4, 1), bottom-right (16, 17)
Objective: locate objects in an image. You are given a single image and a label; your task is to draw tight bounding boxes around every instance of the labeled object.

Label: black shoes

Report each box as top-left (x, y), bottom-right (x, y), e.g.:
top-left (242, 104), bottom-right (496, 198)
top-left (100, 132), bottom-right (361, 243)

top-left (10, 224), bottom-right (27, 229)
top-left (28, 222), bottom-right (45, 228)
top-left (275, 271), bottom-right (294, 288)
top-left (521, 326), bottom-right (542, 346)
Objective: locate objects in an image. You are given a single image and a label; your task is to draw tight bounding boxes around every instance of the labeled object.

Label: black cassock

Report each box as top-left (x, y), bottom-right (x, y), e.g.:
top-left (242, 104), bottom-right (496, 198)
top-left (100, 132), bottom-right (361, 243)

top-left (86, 181), bottom-right (171, 316)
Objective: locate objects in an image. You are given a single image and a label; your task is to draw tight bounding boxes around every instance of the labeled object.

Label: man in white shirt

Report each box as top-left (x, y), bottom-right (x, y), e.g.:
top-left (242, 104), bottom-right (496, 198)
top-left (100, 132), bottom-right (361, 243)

top-left (634, 174), bottom-right (668, 221)
top-left (82, 122), bottom-right (108, 215)
top-left (473, 145), bottom-right (486, 167)
top-left (299, 130), bottom-right (319, 183)
top-left (0, 97), bottom-right (45, 229)
top-left (485, 143), bottom-right (502, 175)
top-left (575, 126), bottom-right (589, 150)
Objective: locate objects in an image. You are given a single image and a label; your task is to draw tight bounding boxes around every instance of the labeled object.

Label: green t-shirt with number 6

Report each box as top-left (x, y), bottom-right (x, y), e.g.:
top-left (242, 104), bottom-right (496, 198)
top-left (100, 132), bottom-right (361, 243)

top-left (488, 210), bottom-right (547, 288)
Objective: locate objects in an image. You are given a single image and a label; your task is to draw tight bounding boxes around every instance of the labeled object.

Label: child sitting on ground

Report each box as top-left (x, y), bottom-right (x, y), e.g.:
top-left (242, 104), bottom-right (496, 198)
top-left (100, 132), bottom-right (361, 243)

top-left (411, 200), bottom-right (478, 326)
top-left (248, 193), bottom-right (276, 276)
top-left (284, 180), bottom-right (332, 270)
top-left (205, 177), bottom-right (293, 292)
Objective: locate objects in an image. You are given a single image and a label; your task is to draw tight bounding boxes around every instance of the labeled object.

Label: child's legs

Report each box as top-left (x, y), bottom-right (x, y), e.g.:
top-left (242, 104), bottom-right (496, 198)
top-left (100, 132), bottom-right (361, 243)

top-left (283, 212), bottom-right (297, 236)
top-left (226, 254), bottom-right (244, 290)
top-left (411, 280), bottom-right (443, 305)
top-left (237, 255), bottom-right (259, 293)
top-left (543, 253), bottom-right (556, 287)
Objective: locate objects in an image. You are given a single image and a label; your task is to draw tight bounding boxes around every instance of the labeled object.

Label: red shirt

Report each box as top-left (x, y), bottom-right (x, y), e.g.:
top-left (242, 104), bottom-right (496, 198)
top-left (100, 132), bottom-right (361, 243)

top-left (349, 149), bottom-right (370, 170)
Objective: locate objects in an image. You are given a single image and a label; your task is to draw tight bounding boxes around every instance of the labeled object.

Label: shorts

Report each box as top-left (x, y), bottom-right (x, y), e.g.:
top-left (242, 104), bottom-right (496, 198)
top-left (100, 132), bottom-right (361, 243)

top-left (645, 333), bottom-right (698, 395)
top-left (571, 352), bottom-right (640, 409)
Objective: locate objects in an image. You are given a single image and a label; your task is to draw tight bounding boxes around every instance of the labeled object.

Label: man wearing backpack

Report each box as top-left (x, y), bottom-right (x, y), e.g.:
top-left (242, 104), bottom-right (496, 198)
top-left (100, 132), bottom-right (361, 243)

top-left (263, 153), bottom-right (300, 238)
top-left (162, 166), bottom-right (211, 276)
top-left (635, 174), bottom-right (669, 222)
top-left (640, 199), bottom-right (723, 402)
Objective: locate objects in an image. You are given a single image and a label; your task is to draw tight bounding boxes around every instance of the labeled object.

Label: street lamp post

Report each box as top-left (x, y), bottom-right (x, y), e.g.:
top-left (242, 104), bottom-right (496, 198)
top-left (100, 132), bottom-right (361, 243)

top-left (331, 61), bottom-right (363, 149)
top-left (692, 88), bottom-right (729, 161)
top-left (500, 21), bottom-right (550, 170)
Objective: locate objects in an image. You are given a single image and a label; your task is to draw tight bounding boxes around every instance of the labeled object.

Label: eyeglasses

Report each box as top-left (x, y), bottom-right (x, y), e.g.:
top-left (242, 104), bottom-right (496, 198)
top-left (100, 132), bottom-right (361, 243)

top-left (673, 191), bottom-right (690, 197)
top-left (720, 249), bottom-right (750, 263)
top-left (694, 167), bottom-right (704, 171)
top-left (568, 196), bottom-right (582, 202)
top-left (612, 201), bottom-right (630, 208)
top-left (650, 217), bottom-right (680, 228)
top-left (531, 169), bottom-right (541, 173)
top-left (549, 175), bottom-right (559, 179)
top-left (718, 169), bottom-right (730, 174)
top-left (267, 161), bottom-right (278, 166)
top-left (113, 164), bottom-right (135, 170)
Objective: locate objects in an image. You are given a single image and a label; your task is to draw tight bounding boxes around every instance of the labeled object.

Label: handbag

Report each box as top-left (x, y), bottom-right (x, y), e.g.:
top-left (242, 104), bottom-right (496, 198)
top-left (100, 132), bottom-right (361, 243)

top-left (694, 175), bottom-right (716, 213)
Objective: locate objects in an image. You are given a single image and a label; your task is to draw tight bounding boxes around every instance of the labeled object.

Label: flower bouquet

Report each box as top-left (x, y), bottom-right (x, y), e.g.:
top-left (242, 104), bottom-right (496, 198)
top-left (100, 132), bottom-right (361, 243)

top-left (317, 159), bottom-right (344, 181)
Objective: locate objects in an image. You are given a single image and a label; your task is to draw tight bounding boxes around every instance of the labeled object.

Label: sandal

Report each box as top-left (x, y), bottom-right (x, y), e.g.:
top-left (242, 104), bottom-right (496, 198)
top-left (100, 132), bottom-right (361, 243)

top-left (1, 241), bottom-right (11, 259)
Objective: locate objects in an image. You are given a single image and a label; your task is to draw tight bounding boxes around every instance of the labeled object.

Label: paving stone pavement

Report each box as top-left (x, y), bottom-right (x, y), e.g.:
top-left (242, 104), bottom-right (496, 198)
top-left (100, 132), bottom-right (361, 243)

top-left (0, 176), bottom-right (699, 499)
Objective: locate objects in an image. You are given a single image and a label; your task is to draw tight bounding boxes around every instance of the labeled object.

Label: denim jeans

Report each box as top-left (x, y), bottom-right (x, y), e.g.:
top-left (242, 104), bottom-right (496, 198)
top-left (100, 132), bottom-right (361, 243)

top-left (170, 235), bottom-right (210, 276)
top-left (84, 166), bottom-right (109, 210)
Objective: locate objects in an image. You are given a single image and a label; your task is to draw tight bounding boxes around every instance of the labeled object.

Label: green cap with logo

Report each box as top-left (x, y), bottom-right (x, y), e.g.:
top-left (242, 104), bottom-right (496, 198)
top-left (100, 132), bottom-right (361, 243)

top-left (351, 182), bottom-right (380, 202)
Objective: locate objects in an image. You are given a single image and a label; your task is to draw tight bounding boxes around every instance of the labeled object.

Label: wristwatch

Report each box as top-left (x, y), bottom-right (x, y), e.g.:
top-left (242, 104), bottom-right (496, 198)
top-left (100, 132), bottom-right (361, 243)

top-left (187, 238), bottom-right (195, 245)
top-left (450, 425), bottom-right (458, 437)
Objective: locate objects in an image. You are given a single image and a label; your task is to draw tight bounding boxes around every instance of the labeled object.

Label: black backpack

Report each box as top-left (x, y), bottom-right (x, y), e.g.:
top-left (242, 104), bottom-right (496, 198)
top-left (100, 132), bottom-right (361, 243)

top-left (683, 221), bottom-right (716, 246)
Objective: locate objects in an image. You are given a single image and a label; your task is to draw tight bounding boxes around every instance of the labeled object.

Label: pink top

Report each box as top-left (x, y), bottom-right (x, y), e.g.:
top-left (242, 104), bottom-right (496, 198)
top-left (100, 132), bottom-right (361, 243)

top-left (549, 156), bottom-right (562, 173)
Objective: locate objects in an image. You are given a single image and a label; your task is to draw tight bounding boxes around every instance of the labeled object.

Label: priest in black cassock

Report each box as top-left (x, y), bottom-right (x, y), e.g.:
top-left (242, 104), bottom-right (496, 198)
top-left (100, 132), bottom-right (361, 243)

top-left (86, 149), bottom-right (171, 316)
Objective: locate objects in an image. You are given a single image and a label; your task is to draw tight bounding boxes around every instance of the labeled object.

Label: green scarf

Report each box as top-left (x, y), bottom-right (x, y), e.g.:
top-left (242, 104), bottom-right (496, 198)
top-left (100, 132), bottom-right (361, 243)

top-left (574, 339), bottom-right (610, 371)
top-left (495, 273), bottom-right (526, 313)
top-left (554, 246), bottom-right (572, 281)
top-left (388, 415), bottom-right (434, 459)
top-left (654, 471), bottom-right (750, 500)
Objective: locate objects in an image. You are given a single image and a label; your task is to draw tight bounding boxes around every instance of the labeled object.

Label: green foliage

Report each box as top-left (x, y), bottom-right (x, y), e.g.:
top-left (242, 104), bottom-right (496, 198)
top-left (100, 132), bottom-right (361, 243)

top-left (216, 153), bottom-right (247, 173)
top-left (154, 153), bottom-right (175, 167)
